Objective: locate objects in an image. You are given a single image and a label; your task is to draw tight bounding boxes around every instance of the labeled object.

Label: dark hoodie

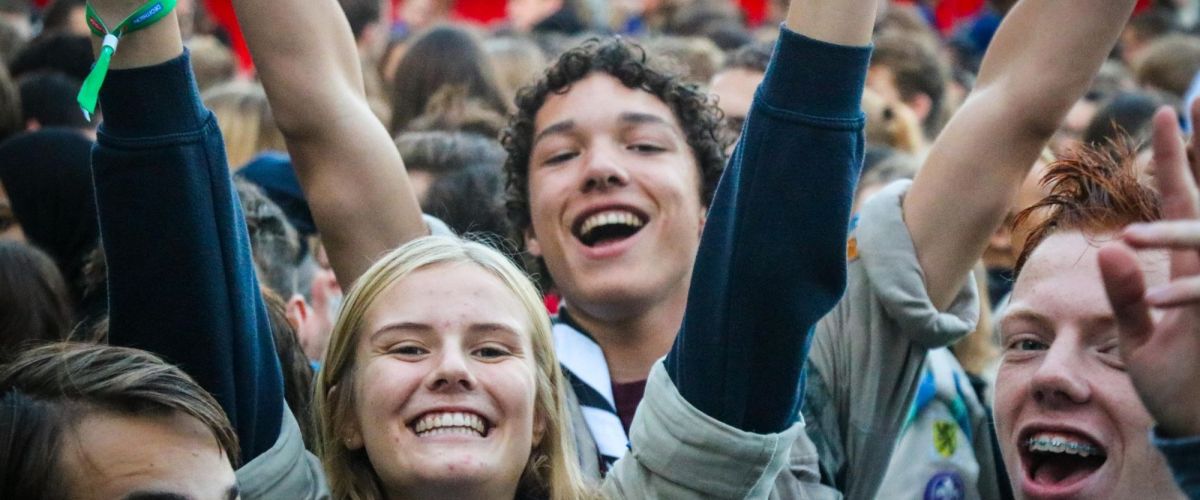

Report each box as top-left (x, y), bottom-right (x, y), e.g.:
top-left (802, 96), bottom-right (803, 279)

top-left (0, 129), bottom-right (102, 317)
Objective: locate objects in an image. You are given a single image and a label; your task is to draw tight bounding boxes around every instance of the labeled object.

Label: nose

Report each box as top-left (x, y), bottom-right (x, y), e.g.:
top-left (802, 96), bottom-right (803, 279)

top-left (426, 347), bottom-right (477, 393)
top-left (1029, 339), bottom-right (1091, 408)
top-left (581, 142), bottom-right (630, 193)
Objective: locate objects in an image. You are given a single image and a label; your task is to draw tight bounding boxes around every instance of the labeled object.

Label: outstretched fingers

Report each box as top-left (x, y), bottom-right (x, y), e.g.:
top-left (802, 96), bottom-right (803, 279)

top-left (1098, 242), bottom-right (1155, 351)
top-left (1123, 221), bottom-right (1200, 249)
top-left (1152, 107), bottom-right (1200, 221)
top-left (1149, 106), bottom-right (1200, 281)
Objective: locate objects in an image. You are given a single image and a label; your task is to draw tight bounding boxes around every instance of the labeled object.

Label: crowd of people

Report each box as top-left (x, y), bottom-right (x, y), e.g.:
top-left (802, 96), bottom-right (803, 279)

top-left (1, 0), bottom-right (1199, 498)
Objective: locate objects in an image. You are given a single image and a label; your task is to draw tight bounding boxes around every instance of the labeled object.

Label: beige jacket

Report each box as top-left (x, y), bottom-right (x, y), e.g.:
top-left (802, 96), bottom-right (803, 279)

top-left (791, 180), bottom-right (981, 499)
top-left (236, 405), bottom-right (330, 499)
top-left (603, 362), bottom-right (809, 499)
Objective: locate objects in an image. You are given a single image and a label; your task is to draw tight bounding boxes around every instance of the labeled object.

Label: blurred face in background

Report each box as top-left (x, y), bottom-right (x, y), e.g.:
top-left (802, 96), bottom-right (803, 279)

top-left (709, 67), bottom-right (763, 150)
top-left (506, 0), bottom-right (562, 32)
top-left (0, 180), bottom-right (25, 242)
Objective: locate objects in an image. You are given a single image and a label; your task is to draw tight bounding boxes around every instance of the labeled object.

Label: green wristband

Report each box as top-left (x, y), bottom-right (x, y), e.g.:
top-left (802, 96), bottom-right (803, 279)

top-left (76, 0), bottom-right (178, 121)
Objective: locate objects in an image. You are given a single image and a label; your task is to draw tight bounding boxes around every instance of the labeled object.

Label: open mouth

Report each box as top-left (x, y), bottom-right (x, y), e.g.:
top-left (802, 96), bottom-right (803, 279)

top-left (409, 411), bottom-right (492, 438)
top-left (572, 209), bottom-right (647, 248)
top-left (1020, 431), bottom-right (1107, 488)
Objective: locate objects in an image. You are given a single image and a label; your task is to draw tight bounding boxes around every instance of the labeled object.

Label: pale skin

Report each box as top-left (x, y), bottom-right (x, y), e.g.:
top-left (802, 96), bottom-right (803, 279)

top-left (905, 0), bottom-right (1137, 310)
top-left (59, 410), bottom-right (239, 500)
top-left (232, 0), bottom-right (427, 287)
top-left (1099, 103), bottom-right (1200, 439)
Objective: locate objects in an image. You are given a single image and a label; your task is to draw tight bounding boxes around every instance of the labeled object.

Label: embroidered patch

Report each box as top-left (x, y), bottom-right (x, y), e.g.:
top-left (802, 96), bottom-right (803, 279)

top-left (933, 420), bottom-right (958, 457)
top-left (923, 471), bottom-right (965, 500)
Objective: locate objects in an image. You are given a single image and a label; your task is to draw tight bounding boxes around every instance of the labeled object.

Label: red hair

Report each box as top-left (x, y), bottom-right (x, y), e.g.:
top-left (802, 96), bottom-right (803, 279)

top-left (1013, 140), bottom-right (1162, 276)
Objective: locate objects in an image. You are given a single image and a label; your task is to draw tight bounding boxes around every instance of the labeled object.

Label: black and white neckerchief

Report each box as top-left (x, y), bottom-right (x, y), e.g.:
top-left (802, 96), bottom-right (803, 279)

top-left (553, 308), bottom-right (629, 471)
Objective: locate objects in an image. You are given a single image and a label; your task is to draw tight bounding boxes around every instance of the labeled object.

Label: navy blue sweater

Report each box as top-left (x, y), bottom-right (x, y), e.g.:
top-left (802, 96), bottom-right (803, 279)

top-left (93, 53), bottom-right (283, 463)
top-left (665, 29), bottom-right (870, 434)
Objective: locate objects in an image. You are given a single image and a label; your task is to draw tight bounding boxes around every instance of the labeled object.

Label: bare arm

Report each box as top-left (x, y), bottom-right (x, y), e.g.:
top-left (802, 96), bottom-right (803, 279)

top-left (905, 0), bottom-right (1136, 308)
top-left (787, 0), bottom-right (875, 46)
top-left (232, 0), bottom-right (426, 286)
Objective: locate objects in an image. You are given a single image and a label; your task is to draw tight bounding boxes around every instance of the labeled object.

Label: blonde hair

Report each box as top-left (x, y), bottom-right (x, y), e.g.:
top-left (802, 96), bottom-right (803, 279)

top-left (314, 236), bottom-right (598, 499)
top-left (202, 81), bottom-right (286, 170)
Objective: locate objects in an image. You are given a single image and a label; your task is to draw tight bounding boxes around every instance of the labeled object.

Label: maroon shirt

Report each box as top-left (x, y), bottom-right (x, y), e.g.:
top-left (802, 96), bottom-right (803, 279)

top-left (612, 379), bottom-right (649, 434)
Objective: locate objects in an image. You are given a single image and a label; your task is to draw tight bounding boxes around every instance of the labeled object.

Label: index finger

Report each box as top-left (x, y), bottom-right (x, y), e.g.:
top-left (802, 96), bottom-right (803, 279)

top-left (1188, 99), bottom-right (1200, 191)
top-left (1152, 106), bottom-right (1200, 221)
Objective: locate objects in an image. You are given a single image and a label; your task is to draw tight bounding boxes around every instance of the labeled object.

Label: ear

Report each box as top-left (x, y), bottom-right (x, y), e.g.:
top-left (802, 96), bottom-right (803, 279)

top-left (907, 93), bottom-right (933, 124)
top-left (532, 406), bottom-right (547, 448)
top-left (284, 294), bottom-right (309, 332)
top-left (330, 385), bottom-right (365, 450)
top-left (524, 227), bottom-right (542, 257)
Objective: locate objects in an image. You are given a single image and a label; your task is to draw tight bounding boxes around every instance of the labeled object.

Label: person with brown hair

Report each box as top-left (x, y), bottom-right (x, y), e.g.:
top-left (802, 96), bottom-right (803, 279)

top-left (867, 30), bottom-right (949, 141)
top-left (0, 241), bottom-right (72, 360)
top-left (990, 106), bottom-right (1199, 498)
top-left (0, 343), bottom-right (239, 500)
top-left (1134, 34), bottom-right (1200, 101)
top-left (388, 25), bottom-right (511, 135)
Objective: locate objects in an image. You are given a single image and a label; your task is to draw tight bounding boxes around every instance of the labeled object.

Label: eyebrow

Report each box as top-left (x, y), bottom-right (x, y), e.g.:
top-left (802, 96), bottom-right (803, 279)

top-left (532, 120), bottom-right (576, 146)
top-left (532, 112), bottom-right (678, 147)
top-left (371, 321), bottom-right (524, 342)
top-left (618, 112), bottom-right (673, 128)
top-left (122, 492), bottom-right (191, 500)
top-left (467, 322), bottom-right (523, 338)
top-left (371, 321), bottom-right (434, 341)
top-left (121, 484), bottom-right (238, 500)
top-left (1000, 306), bottom-right (1115, 335)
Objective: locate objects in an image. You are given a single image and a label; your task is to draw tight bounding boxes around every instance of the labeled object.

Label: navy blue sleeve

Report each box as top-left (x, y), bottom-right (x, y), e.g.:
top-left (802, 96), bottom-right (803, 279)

top-left (1153, 429), bottom-right (1200, 498)
top-left (92, 52), bottom-right (283, 462)
top-left (664, 29), bottom-right (870, 434)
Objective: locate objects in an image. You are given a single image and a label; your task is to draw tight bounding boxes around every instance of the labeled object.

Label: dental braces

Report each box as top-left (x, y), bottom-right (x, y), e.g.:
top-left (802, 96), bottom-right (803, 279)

top-left (1025, 437), bottom-right (1103, 457)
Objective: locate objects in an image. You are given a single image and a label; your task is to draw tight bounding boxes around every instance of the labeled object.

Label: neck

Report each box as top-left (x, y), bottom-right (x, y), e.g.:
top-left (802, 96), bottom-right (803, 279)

top-left (566, 284), bottom-right (689, 384)
top-left (388, 478), bottom-right (518, 500)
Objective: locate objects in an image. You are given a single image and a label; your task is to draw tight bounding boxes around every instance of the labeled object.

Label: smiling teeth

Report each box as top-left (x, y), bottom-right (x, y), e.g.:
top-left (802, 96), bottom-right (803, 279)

top-left (579, 210), bottom-right (645, 237)
top-left (1025, 434), bottom-right (1103, 458)
top-left (414, 412), bottom-right (486, 437)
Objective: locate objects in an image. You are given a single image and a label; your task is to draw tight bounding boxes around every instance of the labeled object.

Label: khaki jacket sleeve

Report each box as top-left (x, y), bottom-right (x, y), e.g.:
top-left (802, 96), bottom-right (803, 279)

top-left (799, 180), bottom-right (981, 499)
top-left (236, 404), bottom-right (330, 500)
top-left (604, 362), bottom-right (803, 499)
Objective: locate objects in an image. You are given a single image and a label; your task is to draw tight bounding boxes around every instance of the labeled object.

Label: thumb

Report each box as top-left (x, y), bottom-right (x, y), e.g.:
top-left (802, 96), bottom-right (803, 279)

top-left (1099, 242), bottom-right (1154, 351)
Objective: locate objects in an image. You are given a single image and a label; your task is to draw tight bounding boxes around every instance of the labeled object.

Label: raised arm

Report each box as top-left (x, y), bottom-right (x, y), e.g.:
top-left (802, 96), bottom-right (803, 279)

top-left (89, 0), bottom-right (282, 461)
top-left (664, 0), bottom-right (876, 433)
top-left (232, 0), bottom-right (426, 286)
top-left (905, 0), bottom-right (1137, 308)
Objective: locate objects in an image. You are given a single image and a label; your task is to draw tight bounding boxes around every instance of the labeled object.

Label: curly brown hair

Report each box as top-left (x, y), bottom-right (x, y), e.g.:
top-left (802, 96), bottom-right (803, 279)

top-left (1012, 140), bottom-right (1161, 276)
top-left (502, 37), bottom-right (728, 256)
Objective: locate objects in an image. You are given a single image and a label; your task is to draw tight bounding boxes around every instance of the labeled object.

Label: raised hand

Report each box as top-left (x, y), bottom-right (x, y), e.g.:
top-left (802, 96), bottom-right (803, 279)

top-left (1099, 103), bottom-right (1200, 438)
